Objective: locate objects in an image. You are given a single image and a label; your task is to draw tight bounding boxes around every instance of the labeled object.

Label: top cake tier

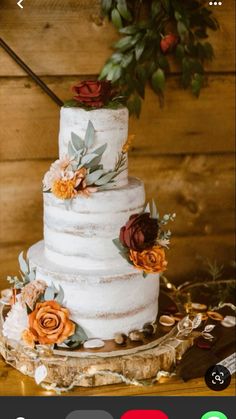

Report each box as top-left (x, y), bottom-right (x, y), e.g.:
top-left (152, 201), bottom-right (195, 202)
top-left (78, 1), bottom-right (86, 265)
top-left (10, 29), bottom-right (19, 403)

top-left (59, 106), bottom-right (129, 188)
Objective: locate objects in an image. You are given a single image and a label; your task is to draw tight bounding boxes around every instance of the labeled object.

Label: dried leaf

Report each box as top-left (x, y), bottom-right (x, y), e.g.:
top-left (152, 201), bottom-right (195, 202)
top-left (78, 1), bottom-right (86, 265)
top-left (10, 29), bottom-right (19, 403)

top-left (202, 332), bottom-right (214, 340)
top-left (192, 313), bottom-right (202, 329)
top-left (204, 324), bottom-right (216, 333)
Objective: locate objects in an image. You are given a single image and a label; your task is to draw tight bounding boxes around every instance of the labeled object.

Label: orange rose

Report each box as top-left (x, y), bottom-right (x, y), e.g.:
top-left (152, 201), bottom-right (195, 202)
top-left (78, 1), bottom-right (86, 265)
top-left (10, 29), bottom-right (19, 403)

top-left (28, 301), bottom-right (75, 345)
top-left (129, 245), bottom-right (167, 274)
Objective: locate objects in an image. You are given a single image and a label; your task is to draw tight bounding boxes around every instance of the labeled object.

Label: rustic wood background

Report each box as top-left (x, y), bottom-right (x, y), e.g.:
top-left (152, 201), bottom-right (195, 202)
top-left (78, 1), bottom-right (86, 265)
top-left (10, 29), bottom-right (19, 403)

top-left (0, 0), bottom-right (235, 288)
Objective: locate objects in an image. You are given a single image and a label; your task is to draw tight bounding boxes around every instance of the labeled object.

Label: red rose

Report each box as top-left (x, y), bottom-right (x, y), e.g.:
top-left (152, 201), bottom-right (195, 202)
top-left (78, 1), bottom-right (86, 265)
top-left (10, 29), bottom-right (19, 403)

top-left (119, 213), bottom-right (158, 251)
top-left (72, 80), bottom-right (113, 108)
top-left (160, 33), bottom-right (179, 54)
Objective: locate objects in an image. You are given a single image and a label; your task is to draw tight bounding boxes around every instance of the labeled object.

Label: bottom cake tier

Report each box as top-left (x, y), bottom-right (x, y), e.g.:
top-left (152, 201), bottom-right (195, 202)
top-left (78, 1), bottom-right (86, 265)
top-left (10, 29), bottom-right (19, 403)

top-left (28, 241), bottom-right (160, 340)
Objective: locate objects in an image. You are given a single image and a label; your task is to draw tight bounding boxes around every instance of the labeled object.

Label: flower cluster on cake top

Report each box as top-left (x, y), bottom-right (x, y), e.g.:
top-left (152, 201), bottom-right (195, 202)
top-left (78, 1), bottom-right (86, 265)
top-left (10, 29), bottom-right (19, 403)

top-left (43, 120), bottom-right (133, 206)
top-left (64, 80), bottom-right (124, 110)
top-left (113, 201), bottom-right (176, 277)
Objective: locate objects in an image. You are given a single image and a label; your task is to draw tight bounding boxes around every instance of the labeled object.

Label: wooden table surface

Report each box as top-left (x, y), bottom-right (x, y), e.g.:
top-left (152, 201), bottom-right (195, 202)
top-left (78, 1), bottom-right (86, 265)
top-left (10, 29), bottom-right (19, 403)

top-left (0, 358), bottom-right (235, 397)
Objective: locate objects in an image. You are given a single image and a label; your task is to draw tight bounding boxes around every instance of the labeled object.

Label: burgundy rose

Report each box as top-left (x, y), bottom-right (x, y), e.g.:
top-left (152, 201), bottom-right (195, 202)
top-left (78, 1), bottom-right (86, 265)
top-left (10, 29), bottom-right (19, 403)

top-left (160, 33), bottom-right (179, 54)
top-left (72, 80), bottom-right (113, 108)
top-left (119, 213), bottom-right (158, 251)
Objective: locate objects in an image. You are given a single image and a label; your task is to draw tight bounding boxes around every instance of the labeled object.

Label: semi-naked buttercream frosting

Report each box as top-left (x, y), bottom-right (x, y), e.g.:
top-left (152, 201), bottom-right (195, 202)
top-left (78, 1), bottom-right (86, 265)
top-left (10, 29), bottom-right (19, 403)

top-left (28, 106), bottom-right (160, 340)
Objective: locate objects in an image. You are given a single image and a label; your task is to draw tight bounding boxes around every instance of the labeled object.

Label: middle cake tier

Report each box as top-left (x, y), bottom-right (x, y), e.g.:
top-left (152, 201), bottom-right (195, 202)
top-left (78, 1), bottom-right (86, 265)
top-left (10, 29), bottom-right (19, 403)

top-left (44, 177), bottom-right (145, 270)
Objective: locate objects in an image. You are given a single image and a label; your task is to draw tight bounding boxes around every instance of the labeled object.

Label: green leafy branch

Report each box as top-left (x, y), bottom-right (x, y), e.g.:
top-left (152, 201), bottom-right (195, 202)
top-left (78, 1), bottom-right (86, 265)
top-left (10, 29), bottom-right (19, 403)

top-left (6, 252), bottom-right (36, 289)
top-left (100, 0), bottom-right (219, 116)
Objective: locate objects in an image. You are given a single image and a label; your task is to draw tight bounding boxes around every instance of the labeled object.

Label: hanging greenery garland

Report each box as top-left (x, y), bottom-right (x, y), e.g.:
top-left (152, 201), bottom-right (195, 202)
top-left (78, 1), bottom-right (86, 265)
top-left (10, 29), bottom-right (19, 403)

top-left (99, 0), bottom-right (219, 116)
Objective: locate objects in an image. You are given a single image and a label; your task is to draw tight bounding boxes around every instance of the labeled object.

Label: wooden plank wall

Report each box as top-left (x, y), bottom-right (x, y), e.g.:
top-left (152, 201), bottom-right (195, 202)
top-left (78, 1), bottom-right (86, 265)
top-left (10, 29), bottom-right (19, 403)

top-left (0, 0), bottom-right (235, 287)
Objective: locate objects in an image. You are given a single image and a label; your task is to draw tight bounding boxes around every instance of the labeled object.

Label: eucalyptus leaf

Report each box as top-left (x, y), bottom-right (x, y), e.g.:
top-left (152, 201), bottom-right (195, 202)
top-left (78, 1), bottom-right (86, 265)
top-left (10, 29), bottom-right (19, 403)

top-left (18, 251), bottom-right (29, 275)
top-left (81, 153), bottom-right (98, 166)
top-left (75, 324), bottom-right (88, 342)
top-left (113, 238), bottom-right (125, 252)
top-left (92, 143), bottom-right (107, 156)
top-left (94, 171), bottom-right (116, 186)
top-left (84, 121), bottom-right (95, 149)
top-left (55, 285), bottom-right (64, 304)
top-left (71, 132), bottom-right (84, 150)
top-left (87, 154), bottom-right (103, 169)
top-left (119, 249), bottom-right (132, 264)
top-left (68, 142), bottom-right (76, 159)
top-left (44, 287), bottom-right (55, 301)
top-left (86, 169), bottom-right (105, 185)
top-left (28, 269), bottom-right (36, 282)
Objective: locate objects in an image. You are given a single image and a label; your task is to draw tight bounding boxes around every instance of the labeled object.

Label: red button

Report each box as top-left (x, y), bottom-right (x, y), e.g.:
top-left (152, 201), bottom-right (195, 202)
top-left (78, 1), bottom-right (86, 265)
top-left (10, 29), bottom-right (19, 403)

top-left (121, 410), bottom-right (168, 419)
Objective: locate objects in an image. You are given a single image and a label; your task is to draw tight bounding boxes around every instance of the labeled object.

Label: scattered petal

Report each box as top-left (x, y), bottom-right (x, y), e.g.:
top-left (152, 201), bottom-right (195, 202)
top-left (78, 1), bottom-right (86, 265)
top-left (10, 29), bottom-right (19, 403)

top-left (34, 364), bottom-right (48, 385)
top-left (191, 303), bottom-right (207, 311)
top-left (83, 339), bottom-right (105, 349)
top-left (221, 315), bottom-right (236, 328)
top-left (207, 311), bottom-right (224, 321)
top-left (159, 315), bottom-right (175, 327)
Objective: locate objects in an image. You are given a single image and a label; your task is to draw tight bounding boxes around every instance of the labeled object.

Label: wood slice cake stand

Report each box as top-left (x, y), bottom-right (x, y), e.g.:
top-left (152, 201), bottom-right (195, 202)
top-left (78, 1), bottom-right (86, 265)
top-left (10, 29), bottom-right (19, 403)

top-left (0, 292), bottom-right (193, 390)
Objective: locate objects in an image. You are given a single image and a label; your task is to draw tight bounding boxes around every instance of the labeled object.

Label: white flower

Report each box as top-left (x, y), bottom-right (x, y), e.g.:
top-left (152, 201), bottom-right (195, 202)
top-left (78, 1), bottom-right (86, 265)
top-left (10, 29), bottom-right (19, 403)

top-left (3, 300), bottom-right (28, 342)
top-left (156, 238), bottom-right (170, 248)
top-left (42, 155), bottom-right (73, 191)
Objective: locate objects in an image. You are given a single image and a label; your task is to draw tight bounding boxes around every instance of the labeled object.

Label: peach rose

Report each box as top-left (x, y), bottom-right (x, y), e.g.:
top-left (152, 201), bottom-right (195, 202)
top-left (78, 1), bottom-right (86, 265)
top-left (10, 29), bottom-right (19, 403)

top-left (129, 245), bottom-right (167, 274)
top-left (22, 329), bottom-right (37, 348)
top-left (28, 301), bottom-right (75, 345)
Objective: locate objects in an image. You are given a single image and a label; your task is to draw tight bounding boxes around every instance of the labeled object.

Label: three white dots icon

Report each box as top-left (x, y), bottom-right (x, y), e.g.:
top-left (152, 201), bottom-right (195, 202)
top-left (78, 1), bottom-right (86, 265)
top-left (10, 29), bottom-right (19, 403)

top-left (209, 1), bottom-right (223, 5)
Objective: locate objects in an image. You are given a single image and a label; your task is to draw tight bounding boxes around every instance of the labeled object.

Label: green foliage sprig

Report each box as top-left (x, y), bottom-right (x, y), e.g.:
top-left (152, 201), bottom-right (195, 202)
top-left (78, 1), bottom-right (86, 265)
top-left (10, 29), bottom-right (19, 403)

top-left (7, 252), bottom-right (36, 289)
top-left (100, 0), bottom-right (219, 116)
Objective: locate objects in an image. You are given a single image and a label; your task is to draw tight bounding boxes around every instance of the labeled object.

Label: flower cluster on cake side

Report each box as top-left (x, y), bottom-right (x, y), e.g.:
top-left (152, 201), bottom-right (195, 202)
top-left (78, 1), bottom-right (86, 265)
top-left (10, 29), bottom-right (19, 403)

top-left (113, 200), bottom-right (176, 277)
top-left (43, 122), bottom-right (133, 207)
top-left (3, 253), bottom-right (88, 349)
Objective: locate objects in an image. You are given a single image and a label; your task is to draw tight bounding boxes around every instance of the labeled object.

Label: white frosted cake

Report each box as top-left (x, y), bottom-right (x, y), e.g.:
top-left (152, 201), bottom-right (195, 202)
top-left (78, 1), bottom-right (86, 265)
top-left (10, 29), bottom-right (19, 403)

top-left (28, 106), bottom-right (160, 340)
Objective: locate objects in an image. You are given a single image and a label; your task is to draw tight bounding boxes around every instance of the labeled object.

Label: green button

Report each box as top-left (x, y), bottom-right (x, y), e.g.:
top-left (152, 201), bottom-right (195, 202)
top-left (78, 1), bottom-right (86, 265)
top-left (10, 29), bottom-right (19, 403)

top-left (201, 412), bottom-right (228, 419)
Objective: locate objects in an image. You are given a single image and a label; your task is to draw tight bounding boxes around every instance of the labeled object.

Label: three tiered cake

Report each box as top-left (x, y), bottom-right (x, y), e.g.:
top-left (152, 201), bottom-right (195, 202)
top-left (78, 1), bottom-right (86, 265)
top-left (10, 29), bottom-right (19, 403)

top-left (3, 81), bottom-right (174, 351)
